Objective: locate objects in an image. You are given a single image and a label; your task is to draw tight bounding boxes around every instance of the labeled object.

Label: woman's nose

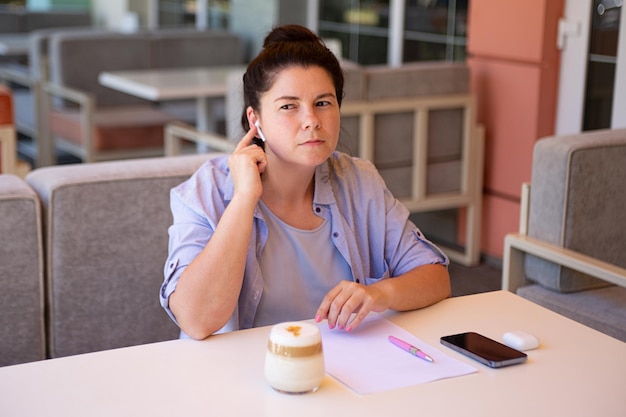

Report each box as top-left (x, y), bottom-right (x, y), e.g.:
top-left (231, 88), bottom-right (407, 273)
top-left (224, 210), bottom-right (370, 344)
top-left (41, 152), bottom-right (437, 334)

top-left (302, 108), bottom-right (321, 130)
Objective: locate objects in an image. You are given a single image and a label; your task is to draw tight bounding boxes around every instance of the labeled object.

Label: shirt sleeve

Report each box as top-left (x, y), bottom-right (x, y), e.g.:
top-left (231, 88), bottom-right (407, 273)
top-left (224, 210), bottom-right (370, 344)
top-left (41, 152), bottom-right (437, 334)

top-left (382, 183), bottom-right (449, 275)
top-left (159, 183), bottom-right (218, 323)
top-left (327, 153), bottom-right (449, 282)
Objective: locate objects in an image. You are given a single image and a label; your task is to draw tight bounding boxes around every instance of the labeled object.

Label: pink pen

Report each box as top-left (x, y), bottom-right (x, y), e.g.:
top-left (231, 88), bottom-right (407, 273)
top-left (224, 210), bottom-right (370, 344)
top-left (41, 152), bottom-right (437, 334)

top-left (388, 335), bottom-right (434, 363)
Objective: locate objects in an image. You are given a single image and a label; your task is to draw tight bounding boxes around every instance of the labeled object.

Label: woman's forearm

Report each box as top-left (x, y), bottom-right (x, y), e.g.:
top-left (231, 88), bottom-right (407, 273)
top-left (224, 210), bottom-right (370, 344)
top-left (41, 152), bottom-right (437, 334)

top-left (375, 263), bottom-right (451, 312)
top-left (169, 194), bottom-right (258, 339)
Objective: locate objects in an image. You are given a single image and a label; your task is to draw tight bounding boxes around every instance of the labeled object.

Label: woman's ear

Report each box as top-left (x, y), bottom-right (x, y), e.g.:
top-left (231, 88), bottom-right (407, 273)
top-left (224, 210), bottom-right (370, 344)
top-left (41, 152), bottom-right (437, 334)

top-left (246, 106), bottom-right (257, 130)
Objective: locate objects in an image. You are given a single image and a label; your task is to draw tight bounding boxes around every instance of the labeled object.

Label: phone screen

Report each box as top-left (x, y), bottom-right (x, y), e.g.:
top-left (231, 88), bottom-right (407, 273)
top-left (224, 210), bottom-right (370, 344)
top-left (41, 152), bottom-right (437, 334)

top-left (440, 332), bottom-right (527, 368)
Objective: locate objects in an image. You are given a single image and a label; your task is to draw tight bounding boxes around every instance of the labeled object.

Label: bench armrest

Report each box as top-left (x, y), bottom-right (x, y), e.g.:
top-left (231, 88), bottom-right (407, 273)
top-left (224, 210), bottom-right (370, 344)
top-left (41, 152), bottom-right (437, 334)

top-left (0, 66), bottom-right (35, 87)
top-left (502, 233), bottom-right (626, 293)
top-left (164, 121), bottom-right (235, 156)
top-left (39, 80), bottom-right (95, 165)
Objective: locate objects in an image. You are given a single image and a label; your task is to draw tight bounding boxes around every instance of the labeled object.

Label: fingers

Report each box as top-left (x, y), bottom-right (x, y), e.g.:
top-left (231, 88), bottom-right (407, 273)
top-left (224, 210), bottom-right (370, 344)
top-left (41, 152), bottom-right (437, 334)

top-left (234, 125), bottom-right (260, 152)
top-left (227, 127), bottom-right (267, 200)
top-left (315, 285), bottom-right (343, 328)
top-left (315, 281), bottom-right (380, 332)
top-left (231, 126), bottom-right (267, 173)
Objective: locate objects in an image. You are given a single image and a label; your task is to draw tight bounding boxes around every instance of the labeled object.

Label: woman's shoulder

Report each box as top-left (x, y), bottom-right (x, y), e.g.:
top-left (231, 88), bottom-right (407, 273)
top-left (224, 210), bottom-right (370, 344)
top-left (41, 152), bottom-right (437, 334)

top-left (327, 151), bottom-right (383, 182)
top-left (321, 152), bottom-right (389, 202)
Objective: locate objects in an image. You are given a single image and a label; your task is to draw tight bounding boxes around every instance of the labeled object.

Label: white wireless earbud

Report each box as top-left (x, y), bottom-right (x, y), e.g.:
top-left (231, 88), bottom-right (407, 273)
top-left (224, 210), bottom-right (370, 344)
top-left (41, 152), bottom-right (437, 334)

top-left (254, 120), bottom-right (267, 142)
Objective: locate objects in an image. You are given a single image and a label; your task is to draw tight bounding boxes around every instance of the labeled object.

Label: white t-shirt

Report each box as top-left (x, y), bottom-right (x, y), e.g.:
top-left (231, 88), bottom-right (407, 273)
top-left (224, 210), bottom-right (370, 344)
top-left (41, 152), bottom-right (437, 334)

top-left (253, 199), bottom-right (353, 327)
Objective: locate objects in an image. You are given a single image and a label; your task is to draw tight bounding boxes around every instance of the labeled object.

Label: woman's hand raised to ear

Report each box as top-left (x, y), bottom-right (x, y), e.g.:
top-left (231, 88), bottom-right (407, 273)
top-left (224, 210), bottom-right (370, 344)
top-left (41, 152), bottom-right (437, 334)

top-left (228, 126), bottom-right (268, 202)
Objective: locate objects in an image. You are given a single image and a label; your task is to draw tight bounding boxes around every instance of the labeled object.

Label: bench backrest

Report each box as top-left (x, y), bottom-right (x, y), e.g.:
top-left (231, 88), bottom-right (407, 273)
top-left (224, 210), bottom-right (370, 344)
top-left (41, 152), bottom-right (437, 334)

top-left (525, 128), bottom-right (626, 292)
top-left (48, 29), bottom-right (245, 107)
top-left (0, 174), bottom-right (45, 366)
top-left (26, 154), bottom-right (220, 358)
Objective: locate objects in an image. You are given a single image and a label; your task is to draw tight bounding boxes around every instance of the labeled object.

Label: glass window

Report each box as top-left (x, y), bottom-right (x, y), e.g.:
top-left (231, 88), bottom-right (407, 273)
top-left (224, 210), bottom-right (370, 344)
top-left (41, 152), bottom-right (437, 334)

top-left (319, 0), bottom-right (391, 65)
top-left (171, 0), bottom-right (469, 65)
top-left (158, 0), bottom-right (195, 28)
top-left (319, 0), bottom-right (468, 65)
top-left (158, 0), bottom-right (230, 29)
top-left (404, 0), bottom-right (467, 62)
top-left (0, 0), bottom-right (26, 6)
top-left (583, 0), bottom-right (622, 131)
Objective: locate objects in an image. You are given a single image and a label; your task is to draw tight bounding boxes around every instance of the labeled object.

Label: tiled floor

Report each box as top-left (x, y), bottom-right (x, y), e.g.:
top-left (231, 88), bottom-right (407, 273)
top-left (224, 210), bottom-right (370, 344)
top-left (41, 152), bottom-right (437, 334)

top-left (448, 260), bottom-right (502, 297)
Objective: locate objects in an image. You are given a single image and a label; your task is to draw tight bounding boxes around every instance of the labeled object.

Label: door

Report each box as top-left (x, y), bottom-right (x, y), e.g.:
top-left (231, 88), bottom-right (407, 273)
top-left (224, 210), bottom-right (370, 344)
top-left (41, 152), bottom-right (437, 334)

top-left (556, 0), bottom-right (625, 134)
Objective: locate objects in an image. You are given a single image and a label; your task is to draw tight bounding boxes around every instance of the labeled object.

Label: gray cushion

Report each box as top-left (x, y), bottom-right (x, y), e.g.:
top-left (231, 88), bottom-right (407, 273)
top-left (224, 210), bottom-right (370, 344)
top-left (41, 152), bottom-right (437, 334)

top-left (49, 32), bottom-right (154, 107)
top-left (517, 284), bottom-right (626, 342)
top-left (0, 174), bottom-right (45, 366)
top-left (22, 11), bottom-right (91, 32)
top-left (341, 59), bottom-right (366, 102)
top-left (525, 129), bottom-right (626, 292)
top-left (26, 154), bottom-right (220, 358)
top-left (0, 9), bottom-right (91, 34)
top-left (365, 62), bottom-right (469, 100)
top-left (29, 27), bottom-right (108, 80)
top-left (378, 162), bottom-right (462, 200)
top-left (151, 29), bottom-right (244, 69)
top-left (0, 12), bottom-right (21, 33)
top-left (362, 63), bottom-right (468, 196)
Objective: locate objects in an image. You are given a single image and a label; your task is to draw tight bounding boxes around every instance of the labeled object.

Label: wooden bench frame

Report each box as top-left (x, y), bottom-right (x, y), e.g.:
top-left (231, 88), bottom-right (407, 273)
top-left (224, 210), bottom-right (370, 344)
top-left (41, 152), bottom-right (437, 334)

top-left (502, 183), bottom-right (626, 292)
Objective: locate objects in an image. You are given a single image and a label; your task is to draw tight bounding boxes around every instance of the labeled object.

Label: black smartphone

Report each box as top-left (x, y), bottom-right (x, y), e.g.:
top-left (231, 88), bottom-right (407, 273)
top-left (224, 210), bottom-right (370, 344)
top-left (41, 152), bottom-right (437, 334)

top-left (440, 332), bottom-right (527, 368)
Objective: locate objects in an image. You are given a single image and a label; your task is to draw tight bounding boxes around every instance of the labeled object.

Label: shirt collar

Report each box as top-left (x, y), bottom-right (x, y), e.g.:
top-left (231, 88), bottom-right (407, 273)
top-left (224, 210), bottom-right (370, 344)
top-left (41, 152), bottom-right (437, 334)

top-left (314, 158), bottom-right (336, 206)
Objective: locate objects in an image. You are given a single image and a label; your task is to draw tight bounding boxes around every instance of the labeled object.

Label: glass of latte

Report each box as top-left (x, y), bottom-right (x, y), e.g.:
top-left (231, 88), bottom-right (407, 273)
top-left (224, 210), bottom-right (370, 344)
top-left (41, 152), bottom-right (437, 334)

top-left (264, 322), bottom-right (325, 394)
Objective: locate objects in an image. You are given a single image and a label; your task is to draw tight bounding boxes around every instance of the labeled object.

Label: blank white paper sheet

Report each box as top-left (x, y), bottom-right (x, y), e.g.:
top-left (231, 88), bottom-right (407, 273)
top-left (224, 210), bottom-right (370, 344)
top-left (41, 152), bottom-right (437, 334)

top-left (318, 313), bottom-right (477, 395)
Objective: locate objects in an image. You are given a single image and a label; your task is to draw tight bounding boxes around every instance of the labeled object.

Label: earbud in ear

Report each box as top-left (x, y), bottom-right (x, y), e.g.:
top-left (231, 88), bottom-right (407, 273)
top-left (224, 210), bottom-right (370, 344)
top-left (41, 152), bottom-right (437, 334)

top-left (254, 120), bottom-right (267, 142)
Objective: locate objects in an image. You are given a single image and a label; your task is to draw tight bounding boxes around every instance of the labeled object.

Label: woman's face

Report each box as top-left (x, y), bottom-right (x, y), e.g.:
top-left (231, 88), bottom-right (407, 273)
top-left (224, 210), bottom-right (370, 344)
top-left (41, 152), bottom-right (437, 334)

top-left (252, 65), bottom-right (340, 168)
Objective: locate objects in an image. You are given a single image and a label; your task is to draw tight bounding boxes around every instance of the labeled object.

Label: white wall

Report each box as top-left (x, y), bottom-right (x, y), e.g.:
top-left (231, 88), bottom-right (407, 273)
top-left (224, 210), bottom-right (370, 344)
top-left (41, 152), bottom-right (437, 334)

top-left (91, 0), bottom-right (127, 29)
top-left (91, 0), bottom-right (156, 31)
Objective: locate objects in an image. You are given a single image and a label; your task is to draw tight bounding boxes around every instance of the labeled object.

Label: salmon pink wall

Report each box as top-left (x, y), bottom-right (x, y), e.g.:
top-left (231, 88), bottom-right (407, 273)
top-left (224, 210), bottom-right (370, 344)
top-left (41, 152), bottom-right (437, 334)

top-left (467, 0), bottom-right (564, 259)
top-left (0, 86), bottom-right (15, 173)
top-left (469, 59), bottom-right (540, 196)
top-left (0, 86), bottom-right (12, 126)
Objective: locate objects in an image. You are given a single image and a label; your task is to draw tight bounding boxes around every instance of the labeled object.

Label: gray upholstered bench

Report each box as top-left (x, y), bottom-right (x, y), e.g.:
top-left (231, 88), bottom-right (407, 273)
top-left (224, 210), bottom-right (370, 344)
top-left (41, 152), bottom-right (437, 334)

top-left (25, 153), bottom-right (221, 358)
top-left (503, 128), bottom-right (626, 342)
top-left (0, 174), bottom-right (45, 366)
top-left (39, 28), bottom-right (244, 165)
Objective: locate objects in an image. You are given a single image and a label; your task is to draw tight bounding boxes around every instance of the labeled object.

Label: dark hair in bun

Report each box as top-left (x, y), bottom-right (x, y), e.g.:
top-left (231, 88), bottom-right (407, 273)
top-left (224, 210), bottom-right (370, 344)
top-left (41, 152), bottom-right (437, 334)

top-left (241, 24), bottom-right (344, 131)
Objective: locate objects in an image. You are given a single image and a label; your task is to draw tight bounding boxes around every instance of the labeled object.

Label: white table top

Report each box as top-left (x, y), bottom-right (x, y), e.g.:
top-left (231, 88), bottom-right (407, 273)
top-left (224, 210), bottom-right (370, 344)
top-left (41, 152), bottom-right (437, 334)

top-left (0, 34), bottom-right (29, 56)
top-left (98, 66), bottom-right (245, 101)
top-left (1, 291), bottom-right (624, 417)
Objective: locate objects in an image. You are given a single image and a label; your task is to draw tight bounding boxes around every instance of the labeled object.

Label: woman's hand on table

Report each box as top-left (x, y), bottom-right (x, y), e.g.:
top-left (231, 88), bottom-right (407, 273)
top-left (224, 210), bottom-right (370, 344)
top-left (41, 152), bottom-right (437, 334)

top-left (314, 281), bottom-right (390, 332)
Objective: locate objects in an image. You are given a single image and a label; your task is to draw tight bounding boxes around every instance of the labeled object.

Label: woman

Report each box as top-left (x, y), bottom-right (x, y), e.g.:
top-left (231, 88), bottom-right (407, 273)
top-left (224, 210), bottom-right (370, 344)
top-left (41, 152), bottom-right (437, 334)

top-left (160, 25), bottom-right (451, 340)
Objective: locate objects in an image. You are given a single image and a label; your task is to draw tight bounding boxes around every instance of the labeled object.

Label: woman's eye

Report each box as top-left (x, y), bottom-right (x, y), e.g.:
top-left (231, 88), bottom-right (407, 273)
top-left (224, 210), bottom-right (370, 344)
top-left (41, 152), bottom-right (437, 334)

top-left (316, 101), bottom-right (331, 107)
top-left (280, 104), bottom-right (295, 110)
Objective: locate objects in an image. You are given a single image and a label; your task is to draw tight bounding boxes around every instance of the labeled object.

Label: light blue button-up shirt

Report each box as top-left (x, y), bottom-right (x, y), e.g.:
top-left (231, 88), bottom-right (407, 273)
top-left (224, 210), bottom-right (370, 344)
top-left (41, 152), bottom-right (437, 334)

top-left (160, 151), bottom-right (449, 336)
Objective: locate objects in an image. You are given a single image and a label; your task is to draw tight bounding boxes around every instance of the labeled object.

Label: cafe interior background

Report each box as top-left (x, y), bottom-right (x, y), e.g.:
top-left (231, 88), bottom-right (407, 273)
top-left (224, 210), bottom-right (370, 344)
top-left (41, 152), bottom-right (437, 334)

top-left (1, 0), bottom-right (624, 281)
